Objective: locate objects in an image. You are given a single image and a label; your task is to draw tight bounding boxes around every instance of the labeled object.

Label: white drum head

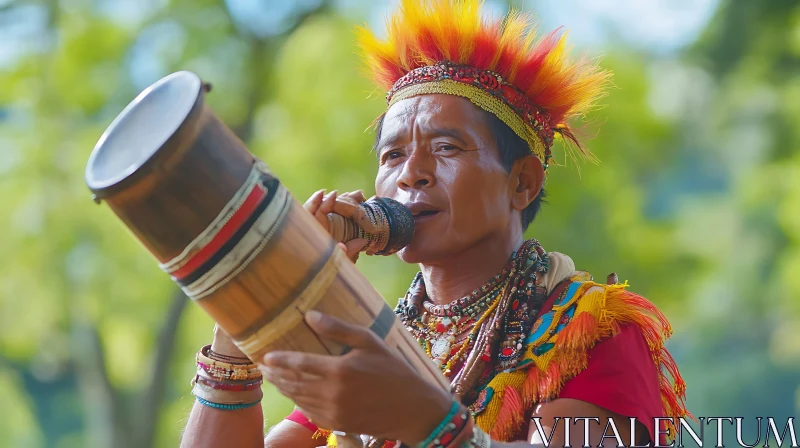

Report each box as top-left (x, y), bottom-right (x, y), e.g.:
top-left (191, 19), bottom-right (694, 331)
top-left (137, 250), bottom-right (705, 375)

top-left (85, 71), bottom-right (202, 191)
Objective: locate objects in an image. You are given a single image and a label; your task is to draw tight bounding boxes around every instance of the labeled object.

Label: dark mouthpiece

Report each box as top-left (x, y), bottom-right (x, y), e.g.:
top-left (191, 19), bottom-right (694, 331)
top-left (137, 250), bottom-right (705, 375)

top-left (367, 197), bottom-right (414, 255)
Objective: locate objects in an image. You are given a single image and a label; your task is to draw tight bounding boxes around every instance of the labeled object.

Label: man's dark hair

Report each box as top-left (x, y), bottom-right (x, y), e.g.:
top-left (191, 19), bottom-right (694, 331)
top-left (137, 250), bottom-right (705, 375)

top-left (372, 111), bottom-right (546, 230)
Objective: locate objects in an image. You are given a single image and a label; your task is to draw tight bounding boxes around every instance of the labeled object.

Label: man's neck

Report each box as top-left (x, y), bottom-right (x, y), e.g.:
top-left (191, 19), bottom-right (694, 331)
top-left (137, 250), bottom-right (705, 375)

top-left (420, 232), bottom-right (525, 306)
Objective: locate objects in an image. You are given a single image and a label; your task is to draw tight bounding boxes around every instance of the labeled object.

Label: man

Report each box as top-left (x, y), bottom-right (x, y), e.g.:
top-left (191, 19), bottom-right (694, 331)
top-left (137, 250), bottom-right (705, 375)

top-left (181, 1), bottom-right (688, 447)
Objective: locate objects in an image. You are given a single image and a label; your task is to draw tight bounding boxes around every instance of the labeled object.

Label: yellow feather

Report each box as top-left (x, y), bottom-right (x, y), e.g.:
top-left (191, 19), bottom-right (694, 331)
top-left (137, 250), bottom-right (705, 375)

top-left (355, 0), bottom-right (613, 162)
top-left (525, 31), bottom-right (568, 97)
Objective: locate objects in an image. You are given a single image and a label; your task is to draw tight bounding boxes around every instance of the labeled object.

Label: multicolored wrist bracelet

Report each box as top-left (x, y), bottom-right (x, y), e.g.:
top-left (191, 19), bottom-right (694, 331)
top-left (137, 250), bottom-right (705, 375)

top-left (418, 401), bottom-right (471, 448)
top-left (207, 347), bottom-right (251, 363)
top-left (197, 345), bottom-right (261, 381)
top-left (194, 374), bottom-right (263, 392)
top-left (192, 375), bottom-right (263, 405)
top-left (195, 396), bottom-right (261, 411)
top-left (447, 414), bottom-right (475, 447)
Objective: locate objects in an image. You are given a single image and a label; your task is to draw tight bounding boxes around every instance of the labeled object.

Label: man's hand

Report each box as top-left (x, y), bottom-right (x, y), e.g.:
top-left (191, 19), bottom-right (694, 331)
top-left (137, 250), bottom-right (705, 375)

top-left (303, 189), bottom-right (371, 262)
top-left (258, 311), bottom-right (452, 445)
top-left (211, 324), bottom-right (248, 359)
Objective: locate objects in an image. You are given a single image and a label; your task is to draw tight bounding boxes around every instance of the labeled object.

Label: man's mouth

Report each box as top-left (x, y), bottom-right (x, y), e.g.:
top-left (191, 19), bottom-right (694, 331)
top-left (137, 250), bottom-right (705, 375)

top-left (403, 201), bottom-right (441, 224)
top-left (413, 210), bottom-right (439, 225)
top-left (413, 210), bottom-right (439, 218)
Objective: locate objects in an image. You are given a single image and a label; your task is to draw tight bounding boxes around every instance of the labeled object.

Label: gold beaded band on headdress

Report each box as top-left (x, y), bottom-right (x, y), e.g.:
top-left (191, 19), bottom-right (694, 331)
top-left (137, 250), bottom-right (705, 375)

top-left (389, 79), bottom-right (548, 164)
top-left (387, 62), bottom-right (554, 166)
top-left (358, 0), bottom-right (612, 172)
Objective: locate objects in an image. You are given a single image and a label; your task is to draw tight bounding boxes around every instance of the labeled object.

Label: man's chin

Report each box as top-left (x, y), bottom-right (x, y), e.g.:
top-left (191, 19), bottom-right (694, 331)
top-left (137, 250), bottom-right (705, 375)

top-left (395, 239), bottom-right (441, 264)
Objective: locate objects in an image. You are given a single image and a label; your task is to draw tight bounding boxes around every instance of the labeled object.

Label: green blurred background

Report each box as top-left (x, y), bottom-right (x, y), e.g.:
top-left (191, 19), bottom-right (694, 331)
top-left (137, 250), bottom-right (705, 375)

top-left (1, 0), bottom-right (799, 446)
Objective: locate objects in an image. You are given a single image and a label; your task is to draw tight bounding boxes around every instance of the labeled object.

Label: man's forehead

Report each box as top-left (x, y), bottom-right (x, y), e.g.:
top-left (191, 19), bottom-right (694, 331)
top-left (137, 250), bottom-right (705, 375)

top-left (383, 95), bottom-right (475, 128)
top-left (377, 94), bottom-right (494, 153)
top-left (386, 96), bottom-right (439, 123)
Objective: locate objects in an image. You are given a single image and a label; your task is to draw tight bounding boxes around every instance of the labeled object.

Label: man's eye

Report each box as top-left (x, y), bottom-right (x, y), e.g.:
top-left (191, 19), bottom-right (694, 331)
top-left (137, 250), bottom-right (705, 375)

top-left (438, 144), bottom-right (459, 152)
top-left (386, 150), bottom-right (403, 159)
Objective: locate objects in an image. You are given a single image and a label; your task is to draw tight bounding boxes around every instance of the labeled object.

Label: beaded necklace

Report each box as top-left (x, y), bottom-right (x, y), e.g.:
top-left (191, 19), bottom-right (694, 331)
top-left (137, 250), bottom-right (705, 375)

top-left (395, 240), bottom-right (550, 384)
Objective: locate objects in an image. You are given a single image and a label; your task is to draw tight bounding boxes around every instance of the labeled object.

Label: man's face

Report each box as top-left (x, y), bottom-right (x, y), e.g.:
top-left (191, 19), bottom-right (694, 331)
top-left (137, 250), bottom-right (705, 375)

top-left (375, 94), bottom-right (518, 263)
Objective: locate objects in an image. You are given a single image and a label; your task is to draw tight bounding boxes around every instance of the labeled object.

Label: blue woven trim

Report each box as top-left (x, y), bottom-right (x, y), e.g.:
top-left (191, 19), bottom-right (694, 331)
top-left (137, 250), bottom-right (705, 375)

top-left (195, 396), bottom-right (260, 411)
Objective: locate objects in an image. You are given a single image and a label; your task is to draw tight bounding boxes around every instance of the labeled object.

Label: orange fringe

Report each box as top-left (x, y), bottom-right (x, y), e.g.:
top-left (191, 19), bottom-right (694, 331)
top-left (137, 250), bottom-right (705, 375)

top-left (557, 312), bottom-right (598, 351)
top-left (522, 364), bottom-right (541, 407)
top-left (474, 282), bottom-right (690, 441)
top-left (491, 387), bottom-right (525, 440)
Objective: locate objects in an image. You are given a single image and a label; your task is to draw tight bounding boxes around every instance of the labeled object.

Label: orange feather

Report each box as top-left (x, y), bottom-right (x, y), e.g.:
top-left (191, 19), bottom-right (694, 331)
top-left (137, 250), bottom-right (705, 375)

top-left (357, 0), bottom-right (612, 141)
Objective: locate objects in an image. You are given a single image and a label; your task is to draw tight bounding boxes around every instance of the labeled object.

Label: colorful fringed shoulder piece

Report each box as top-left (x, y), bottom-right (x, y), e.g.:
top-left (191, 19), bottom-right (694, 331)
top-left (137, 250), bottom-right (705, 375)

top-left (470, 275), bottom-right (689, 441)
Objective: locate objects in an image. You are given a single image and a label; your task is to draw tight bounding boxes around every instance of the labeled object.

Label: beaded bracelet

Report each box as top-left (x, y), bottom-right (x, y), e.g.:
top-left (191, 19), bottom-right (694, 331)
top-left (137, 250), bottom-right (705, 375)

top-left (447, 414), bottom-right (476, 447)
top-left (418, 401), bottom-right (466, 448)
top-left (431, 407), bottom-right (470, 448)
top-left (207, 347), bottom-right (251, 363)
top-left (198, 344), bottom-right (258, 367)
top-left (197, 361), bottom-right (262, 381)
top-left (192, 344), bottom-right (263, 407)
top-left (194, 374), bottom-right (263, 392)
top-left (192, 376), bottom-right (264, 405)
top-left (196, 396), bottom-right (261, 411)
top-left (196, 345), bottom-right (261, 381)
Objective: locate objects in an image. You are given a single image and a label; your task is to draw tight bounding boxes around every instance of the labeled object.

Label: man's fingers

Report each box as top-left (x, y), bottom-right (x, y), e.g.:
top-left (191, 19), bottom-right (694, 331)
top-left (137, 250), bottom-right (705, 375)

top-left (344, 238), bottom-right (368, 260)
top-left (354, 207), bottom-right (378, 233)
top-left (307, 190), bottom-right (380, 235)
top-left (319, 190), bottom-right (338, 213)
top-left (339, 190), bottom-right (366, 202)
top-left (305, 190), bottom-right (330, 231)
top-left (303, 189), bottom-right (326, 213)
top-left (331, 193), bottom-right (379, 234)
top-left (260, 364), bottom-right (325, 383)
top-left (265, 374), bottom-right (305, 398)
top-left (304, 310), bottom-right (380, 350)
top-left (312, 191), bottom-right (337, 231)
top-left (261, 352), bottom-right (336, 384)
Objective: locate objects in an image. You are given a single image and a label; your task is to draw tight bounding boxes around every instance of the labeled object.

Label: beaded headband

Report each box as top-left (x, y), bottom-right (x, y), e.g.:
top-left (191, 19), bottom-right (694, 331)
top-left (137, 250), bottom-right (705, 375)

top-left (357, 0), bottom-right (611, 170)
top-left (387, 61), bottom-right (554, 165)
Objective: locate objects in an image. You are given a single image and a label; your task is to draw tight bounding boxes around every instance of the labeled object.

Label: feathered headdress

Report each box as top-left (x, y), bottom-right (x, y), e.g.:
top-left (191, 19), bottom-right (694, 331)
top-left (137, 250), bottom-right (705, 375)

top-left (356, 0), bottom-right (611, 169)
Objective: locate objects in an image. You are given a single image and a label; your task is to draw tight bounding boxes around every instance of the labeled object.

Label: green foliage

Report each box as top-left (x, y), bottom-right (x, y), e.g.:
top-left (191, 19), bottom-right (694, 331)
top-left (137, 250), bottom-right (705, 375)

top-left (0, 0), bottom-right (798, 446)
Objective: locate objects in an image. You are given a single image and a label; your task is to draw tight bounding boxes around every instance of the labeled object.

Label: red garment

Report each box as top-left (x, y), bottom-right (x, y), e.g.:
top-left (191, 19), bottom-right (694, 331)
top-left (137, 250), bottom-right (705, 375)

top-left (557, 324), bottom-right (664, 444)
top-left (284, 410), bottom-right (398, 448)
top-left (285, 409), bottom-right (319, 433)
top-left (531, 289), bottom-right (666, 445)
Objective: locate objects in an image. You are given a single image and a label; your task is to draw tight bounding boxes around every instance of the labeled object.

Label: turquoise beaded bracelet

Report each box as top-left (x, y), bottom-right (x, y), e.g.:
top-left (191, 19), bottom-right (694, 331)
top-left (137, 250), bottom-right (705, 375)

top-left (418, 400), bottom-right (461, 447)
top-left (196, 396), bottom-right (261, 411)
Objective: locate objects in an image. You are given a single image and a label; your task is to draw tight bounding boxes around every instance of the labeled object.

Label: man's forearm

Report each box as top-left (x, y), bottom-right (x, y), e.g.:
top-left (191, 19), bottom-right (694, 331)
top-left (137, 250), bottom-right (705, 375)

top-left (181, 401), bottom-right (265, 448)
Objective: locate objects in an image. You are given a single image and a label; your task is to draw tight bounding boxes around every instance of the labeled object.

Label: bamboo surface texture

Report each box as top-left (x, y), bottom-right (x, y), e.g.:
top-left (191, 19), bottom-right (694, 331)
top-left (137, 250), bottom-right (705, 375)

top-left (86, 71), bottom-right (448, 391)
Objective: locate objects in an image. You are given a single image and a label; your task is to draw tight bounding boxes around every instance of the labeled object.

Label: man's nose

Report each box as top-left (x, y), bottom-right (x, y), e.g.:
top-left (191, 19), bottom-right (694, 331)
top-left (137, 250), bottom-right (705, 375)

top-left (396, 149), bottom-right (435, 190)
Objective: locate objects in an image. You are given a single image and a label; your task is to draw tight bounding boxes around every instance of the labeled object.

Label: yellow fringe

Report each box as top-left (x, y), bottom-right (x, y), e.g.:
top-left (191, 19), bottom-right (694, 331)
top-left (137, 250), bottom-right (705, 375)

top-left (475, 280), bottom-right (690, 441)
top-left (326, 433), bottom-right (337, 447)
top-left (311, 428), bottom-right (333, 440)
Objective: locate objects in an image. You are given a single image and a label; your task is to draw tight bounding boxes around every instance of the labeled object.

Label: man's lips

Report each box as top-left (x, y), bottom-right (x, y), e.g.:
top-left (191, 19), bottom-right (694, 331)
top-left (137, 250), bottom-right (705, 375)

top-left (404, 201), bottom-right (440, 216)
top-left (404, 201), bottom-right (441, 225)
top-left (412, 211), bottom-right (440, 224)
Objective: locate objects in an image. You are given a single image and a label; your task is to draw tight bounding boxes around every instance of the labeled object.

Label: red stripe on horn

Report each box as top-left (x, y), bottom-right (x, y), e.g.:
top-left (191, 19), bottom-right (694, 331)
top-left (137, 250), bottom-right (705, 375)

top-left (171, 183), bottom-right (266, 281)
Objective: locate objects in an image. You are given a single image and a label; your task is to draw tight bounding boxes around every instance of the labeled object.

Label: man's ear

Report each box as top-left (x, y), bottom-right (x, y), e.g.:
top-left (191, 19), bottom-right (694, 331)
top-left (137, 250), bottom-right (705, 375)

top-left (510, 155), bottom-right (544, 211)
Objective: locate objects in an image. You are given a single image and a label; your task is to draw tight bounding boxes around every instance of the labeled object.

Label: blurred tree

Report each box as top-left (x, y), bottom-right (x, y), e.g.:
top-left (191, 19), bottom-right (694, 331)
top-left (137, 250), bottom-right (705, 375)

top-left (669, 0), bottom-right (800, 441)
top-left (0, 0), bottom-right (342, 447)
